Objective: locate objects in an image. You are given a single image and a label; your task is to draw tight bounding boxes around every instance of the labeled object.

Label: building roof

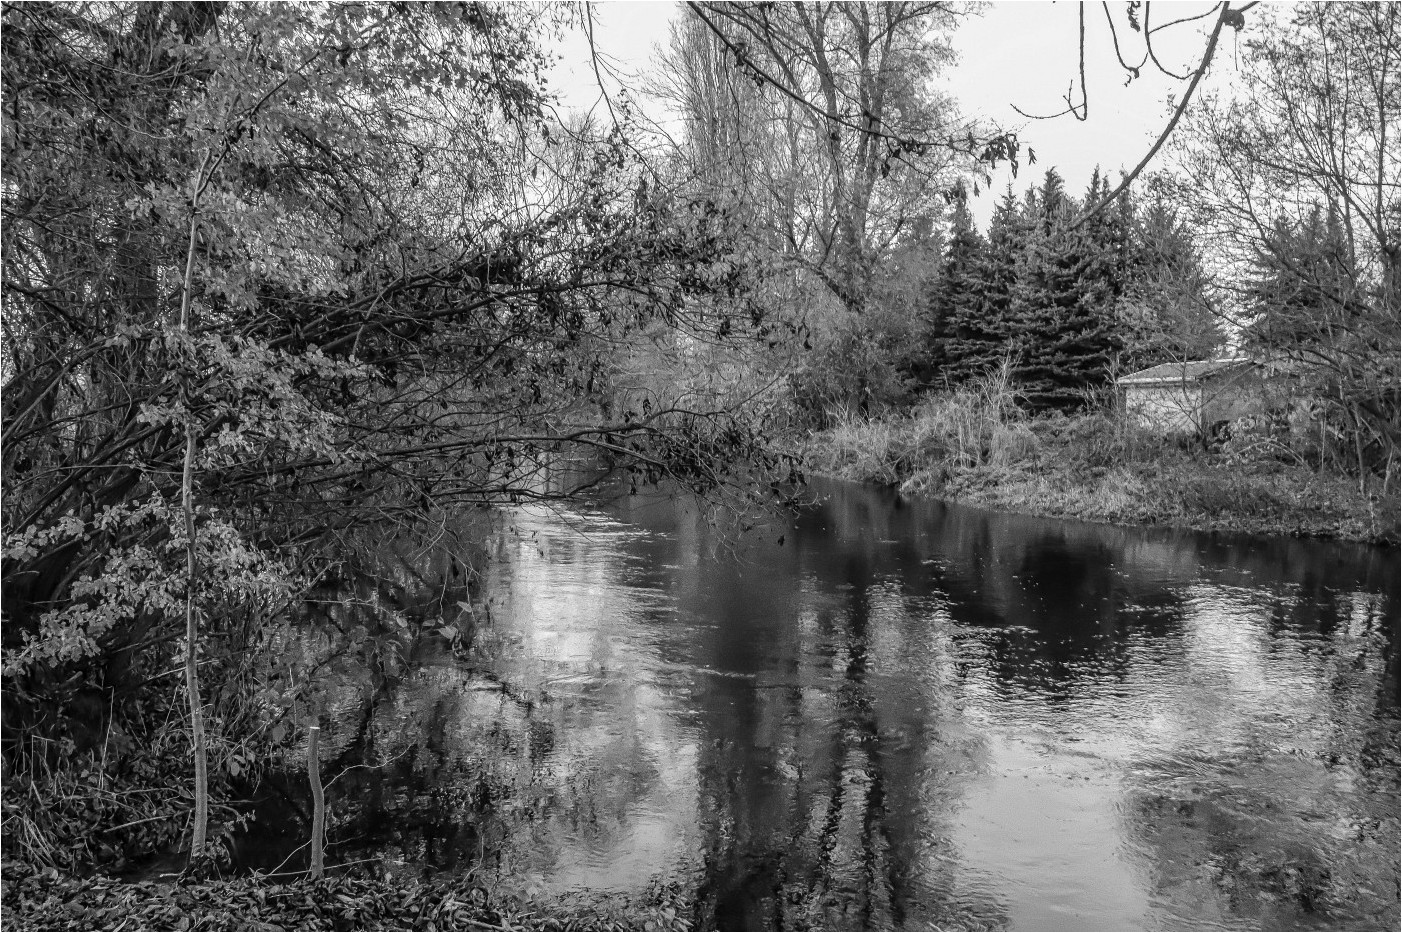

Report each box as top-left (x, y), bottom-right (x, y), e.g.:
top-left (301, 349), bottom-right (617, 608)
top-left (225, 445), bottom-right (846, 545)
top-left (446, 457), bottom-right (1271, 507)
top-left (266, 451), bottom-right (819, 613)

top-left (1117, 358), bottom-right (1254, 386)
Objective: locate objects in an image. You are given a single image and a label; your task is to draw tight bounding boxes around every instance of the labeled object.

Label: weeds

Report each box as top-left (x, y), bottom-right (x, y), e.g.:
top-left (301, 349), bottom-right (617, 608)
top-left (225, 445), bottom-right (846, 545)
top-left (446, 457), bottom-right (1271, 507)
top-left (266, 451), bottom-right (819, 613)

top-left (801, 387), bottom-right (1400, 545)
top-left (0, 861), bottom-right (693, 932)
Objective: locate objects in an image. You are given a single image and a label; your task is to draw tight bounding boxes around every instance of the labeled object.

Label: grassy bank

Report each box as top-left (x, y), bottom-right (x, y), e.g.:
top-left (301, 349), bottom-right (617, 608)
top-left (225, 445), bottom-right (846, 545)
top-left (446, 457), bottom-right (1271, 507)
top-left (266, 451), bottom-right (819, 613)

top-left (800, 392), bottom-right (1399, 545)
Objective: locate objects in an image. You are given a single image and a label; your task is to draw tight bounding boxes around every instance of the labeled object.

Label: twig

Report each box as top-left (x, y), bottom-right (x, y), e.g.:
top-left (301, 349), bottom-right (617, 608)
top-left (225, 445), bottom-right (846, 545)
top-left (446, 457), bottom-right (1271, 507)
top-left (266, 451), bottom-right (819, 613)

top-left (265, 839), bottom-right (311, 879)
top-left (683, 1), bottom-right (1005, 160)
top-left (1072, 2), bottom-right (1241, 229)
top-left (254, 855), bottom-right (398, 880)
top-left (582, 4), bottom-right (619, 132)
top-left (102, 811), bottom-right (186, 834)
top-left (1143, 2), bottom-right (1192, 80)
top-left (1103, 2), bottom-right (1147, 80)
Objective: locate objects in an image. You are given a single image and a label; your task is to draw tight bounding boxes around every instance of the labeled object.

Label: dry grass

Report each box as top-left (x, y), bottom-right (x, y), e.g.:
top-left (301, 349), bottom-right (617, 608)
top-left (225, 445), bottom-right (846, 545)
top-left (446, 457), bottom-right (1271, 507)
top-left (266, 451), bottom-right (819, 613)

top-left (803, 362), bottom-right (1033, 485)
top-left (802, 389), bottom-right (1400, 545)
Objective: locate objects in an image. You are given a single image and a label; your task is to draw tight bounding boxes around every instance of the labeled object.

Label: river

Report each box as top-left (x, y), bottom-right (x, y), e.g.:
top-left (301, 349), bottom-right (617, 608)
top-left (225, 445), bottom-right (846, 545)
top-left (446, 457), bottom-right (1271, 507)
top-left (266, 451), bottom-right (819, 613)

top-left (247, 478), bottom-right (1400, 931)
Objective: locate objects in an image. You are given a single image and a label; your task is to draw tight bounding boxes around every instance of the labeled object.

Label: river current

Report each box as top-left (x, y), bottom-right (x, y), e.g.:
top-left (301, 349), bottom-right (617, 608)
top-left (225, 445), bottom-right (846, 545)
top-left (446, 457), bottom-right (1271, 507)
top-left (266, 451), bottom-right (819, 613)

top-left (247, 479), bottom-right (1400, 931)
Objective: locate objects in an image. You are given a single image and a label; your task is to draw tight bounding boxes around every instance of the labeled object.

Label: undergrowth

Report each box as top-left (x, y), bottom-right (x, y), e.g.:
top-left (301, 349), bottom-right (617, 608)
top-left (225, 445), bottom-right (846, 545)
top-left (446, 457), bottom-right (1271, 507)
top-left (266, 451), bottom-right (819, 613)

top-left (0, 861), bottom-right (693, 932)
top-left (801, 388), bottom-right (1400, 545)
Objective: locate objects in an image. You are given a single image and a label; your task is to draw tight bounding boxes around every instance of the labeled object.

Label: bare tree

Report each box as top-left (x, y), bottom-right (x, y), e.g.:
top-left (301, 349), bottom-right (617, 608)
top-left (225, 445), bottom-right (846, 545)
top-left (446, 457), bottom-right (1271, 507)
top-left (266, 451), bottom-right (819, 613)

top-left (1165, 2), bottom-right (1400, 485)
top-left (668, 2), bottom-right (971, 312)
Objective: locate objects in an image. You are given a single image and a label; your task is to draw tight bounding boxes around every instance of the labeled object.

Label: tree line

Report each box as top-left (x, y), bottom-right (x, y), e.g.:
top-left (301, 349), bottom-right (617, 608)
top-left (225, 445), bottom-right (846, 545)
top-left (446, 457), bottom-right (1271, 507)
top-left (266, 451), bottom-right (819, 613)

top-left (662, 1), bottom-right (1397, 481)
top-left (916, 168), bottom-right (1219, 411)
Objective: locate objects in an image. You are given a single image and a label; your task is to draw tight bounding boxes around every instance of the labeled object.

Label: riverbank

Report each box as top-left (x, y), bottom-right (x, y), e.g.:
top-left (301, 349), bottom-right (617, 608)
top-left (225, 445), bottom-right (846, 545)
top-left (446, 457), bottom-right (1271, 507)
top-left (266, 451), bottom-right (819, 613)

top-left (799, 404), bottom-right (1400, 545)
top-left (0, 862), bottom-right (692, 932)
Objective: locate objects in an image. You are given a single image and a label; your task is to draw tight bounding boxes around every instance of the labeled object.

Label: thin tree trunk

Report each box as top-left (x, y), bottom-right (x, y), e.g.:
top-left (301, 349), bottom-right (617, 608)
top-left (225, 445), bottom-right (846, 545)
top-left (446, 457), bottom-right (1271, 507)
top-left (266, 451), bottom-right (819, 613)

top-left (182, 421), bottom-right (207, 864)
top-left (180, 153), bottom-right (211, 865)
top-left (1353, 408), bottom-right (1367, 495)
top-left (308, 724), bottom-right (325, 878)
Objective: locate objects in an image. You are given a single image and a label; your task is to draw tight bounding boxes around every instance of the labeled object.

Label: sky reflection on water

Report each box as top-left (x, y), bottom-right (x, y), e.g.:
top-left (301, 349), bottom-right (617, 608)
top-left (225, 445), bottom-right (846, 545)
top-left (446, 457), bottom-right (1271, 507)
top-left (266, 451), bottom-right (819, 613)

top-left (290, 479), bottom-right (1398, 931)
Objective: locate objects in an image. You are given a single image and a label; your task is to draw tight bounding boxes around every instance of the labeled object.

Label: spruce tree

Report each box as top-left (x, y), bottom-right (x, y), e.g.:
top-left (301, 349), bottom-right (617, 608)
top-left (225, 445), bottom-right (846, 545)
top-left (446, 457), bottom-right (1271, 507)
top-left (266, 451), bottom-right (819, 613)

top-left (1081, 169), bottom-right (1132, 307)
top-left (1008, 168), bottom-right (1120, 411)
top-left (1244, 204), bottom-right (1358, 357)
top-left (1122, 191), bottom-right (1222, 367)
top-left (924, 196), bottom-right (988, 387)
top-left (1077, 169), bottom-right (1131, 374)
top-left (948, 184), bottom-right (1026, 384)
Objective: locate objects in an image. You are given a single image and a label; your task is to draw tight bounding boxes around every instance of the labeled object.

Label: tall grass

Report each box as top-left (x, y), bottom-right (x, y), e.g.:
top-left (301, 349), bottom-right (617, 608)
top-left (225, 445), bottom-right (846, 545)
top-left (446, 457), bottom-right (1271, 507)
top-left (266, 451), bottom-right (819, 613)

top-left (909, 356), bottom-right (1028, 469)
top-left (799, 364), bottom-right (1399, 544)
top-left (803, 358), bottom-right (1034, 487)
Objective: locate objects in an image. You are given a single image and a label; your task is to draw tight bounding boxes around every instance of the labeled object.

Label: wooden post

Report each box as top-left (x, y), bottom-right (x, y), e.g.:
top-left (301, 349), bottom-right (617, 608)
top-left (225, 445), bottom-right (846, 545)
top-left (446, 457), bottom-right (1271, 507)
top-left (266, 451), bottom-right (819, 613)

top-left (308, 725), bottom-right (325, 879)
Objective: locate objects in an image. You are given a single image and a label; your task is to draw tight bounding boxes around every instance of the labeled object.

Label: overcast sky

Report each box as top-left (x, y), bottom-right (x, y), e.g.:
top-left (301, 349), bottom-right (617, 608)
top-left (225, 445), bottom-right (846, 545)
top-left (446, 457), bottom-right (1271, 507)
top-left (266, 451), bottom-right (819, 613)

top-left (549, 1), bottom-right (1237, 228)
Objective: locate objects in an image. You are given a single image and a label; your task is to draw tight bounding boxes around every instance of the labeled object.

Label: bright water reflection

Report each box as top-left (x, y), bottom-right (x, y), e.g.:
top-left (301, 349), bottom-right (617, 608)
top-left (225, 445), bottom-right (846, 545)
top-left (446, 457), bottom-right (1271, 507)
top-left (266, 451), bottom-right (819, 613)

top-left (288, 480), bottom-right (1399, 931)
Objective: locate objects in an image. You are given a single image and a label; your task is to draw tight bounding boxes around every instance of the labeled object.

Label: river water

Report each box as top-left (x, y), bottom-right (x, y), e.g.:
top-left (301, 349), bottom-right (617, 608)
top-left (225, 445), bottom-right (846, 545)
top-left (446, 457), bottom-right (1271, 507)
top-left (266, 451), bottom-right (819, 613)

top-left (259, 479), bottom-right (1399, 931)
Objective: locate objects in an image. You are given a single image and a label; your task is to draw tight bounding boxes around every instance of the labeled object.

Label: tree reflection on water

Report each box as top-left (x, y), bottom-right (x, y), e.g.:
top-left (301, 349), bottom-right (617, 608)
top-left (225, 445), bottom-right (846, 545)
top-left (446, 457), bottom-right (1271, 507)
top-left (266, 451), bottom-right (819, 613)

top-left (240, 479), bottom-right (1399, 931)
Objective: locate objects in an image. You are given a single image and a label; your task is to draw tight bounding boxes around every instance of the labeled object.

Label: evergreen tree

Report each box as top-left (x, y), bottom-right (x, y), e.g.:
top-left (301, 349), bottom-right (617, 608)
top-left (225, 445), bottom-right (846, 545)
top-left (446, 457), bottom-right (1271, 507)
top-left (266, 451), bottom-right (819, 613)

top-left (1081, 169), bottom-right (1133, 305)
top-left (1244, 204), bottom-right (1358, 356)
top-left (1008, 168), bottom-right (1120, 411)
top-left (1077, 168), bottom-right (1133, 373)
top-left (1032, 167), bottom-right (1067, 235)
top-left (1243, 202), bottom-right (1397, 478)
top-left (922, 196), bottom-right (987, 386)
top-left (945, 184), bottom-right (1026, 384)
top-left (1121, 190), bottom-right (1223, 367)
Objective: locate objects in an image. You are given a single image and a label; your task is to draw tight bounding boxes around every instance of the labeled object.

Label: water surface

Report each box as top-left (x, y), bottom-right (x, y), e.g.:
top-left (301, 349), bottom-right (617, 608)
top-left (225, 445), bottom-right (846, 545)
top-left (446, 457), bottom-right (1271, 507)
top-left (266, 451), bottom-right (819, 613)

top-left (264, 480), bottom-right (1400, 931)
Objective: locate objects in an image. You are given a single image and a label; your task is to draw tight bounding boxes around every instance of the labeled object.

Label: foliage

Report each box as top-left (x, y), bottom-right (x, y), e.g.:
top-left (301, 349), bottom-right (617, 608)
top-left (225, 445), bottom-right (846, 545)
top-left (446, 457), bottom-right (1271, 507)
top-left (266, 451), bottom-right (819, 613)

top-left (1003, 168), bottom-right (1122, 410)
top-left (914, 168), bottom-right (1224, 412)
top-left (1118, 185), bottom-right (1224, 367)
top-left (1, 681), bottom-right (259, 871)
top-left (0, 862), bottom-right (694, 932)
top-left (960, 186), bottom-right (1029, 382)
top-left (660, 2), bottom-right (969, 310)
top-left (785, 308), bottom-right (925, 427)
top-left (800, 359), bottom-right (1030, 488)
top-left (919, 196), bottom-right (985, 387)
top-left (1243, 206), bottom-right (1358, 352)
top-left (2, 1), bottom-right (793, 870)
top-left (4, 0), bottom-right (1397, 893)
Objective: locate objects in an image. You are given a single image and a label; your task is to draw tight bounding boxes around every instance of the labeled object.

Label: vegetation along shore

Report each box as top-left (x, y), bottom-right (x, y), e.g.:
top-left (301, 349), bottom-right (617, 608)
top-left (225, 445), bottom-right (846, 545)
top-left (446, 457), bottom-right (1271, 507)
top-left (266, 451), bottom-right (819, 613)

top-left (799, 363), bottom-right (1398, 545)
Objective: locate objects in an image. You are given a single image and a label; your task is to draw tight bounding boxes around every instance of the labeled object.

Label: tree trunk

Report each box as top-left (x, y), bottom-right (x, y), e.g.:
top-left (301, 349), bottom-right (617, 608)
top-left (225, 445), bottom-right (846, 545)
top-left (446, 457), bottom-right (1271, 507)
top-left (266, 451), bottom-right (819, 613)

top-left (180, 155), bottom-right (211, 866)
top-left (309, 724), bottom-right (325, 878)
top-left (182, 421), bottom-right (208, 864)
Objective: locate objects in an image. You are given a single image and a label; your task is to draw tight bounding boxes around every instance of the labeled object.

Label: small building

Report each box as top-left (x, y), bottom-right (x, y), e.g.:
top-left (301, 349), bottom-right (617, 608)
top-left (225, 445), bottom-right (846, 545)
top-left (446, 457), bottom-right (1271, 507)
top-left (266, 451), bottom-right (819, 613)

top-left (1117, 358), bottom-right (1285, 435)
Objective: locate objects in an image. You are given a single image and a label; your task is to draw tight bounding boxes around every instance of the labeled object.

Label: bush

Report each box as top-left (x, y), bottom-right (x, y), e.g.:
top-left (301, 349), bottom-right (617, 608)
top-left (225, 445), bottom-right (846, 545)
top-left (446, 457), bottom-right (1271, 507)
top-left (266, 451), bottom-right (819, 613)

top-left (1219, 413), bottom-right (1306, 467)
top-left (988, 422), bottom-right (1039, 466)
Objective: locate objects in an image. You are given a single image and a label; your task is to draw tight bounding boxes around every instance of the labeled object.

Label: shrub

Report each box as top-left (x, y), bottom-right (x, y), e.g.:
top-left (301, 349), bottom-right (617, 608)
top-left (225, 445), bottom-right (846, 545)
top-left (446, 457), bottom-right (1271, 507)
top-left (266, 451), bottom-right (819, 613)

top-left (988, 422), bottom-right (1039, 466)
